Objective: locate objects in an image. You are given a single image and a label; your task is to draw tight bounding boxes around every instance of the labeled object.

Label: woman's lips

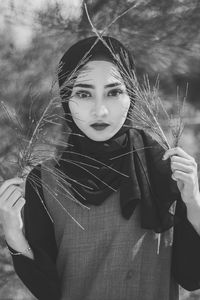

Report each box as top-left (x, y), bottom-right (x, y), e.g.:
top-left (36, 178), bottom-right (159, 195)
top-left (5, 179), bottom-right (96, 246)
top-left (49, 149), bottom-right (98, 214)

top-left (90, 123), bottom-right (110, 131)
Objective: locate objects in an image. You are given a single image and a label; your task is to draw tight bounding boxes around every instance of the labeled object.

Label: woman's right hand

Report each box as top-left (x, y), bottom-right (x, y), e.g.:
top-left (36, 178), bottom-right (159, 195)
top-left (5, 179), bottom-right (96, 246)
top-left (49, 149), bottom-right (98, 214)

top-left (0, 177), bottom-right (25, 239)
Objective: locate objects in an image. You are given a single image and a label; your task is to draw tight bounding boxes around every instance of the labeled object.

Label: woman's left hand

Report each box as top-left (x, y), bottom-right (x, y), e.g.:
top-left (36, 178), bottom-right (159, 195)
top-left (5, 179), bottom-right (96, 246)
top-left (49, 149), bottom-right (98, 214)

top-left (163, 147), bottom-right (200, 233)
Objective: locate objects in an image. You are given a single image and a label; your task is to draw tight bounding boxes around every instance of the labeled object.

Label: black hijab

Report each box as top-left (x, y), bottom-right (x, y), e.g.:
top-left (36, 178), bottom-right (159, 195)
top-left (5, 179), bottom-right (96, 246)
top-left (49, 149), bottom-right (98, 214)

top-left (57, 36), bottom-right (181, 233)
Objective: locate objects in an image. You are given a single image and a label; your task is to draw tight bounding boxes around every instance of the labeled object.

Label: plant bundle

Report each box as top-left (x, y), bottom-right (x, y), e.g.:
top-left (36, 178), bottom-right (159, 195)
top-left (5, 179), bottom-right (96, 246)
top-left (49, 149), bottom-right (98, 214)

top-left (0, 68), bottom-right (93, 228)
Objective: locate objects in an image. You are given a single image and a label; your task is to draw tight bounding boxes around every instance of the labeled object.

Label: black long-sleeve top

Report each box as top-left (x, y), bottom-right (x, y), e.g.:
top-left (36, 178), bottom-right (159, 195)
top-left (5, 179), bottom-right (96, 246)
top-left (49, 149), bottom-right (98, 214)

top-left (10, 166), bottom-right (200, 300)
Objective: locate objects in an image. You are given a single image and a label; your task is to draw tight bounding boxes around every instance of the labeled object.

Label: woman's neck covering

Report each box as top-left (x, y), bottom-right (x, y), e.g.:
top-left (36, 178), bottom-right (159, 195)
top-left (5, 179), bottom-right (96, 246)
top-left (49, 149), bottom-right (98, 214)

top-left (57, 36), bottom-right (180, 233)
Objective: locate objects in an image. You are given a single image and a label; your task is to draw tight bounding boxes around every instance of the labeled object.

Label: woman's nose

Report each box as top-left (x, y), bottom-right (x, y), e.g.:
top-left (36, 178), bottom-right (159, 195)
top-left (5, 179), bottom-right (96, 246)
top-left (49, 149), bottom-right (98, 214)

top-left (93, 101), bottom-right (109, 118)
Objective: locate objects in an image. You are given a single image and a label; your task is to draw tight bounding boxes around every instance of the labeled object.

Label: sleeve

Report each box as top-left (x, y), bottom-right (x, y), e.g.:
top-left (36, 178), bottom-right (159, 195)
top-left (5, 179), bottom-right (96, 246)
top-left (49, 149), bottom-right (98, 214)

top-left (10, 166), bottom-right (61, 300)
top-left (172, 199), bottom-right (200, 291)
top-left (139, 131), bottom-right (200, 290)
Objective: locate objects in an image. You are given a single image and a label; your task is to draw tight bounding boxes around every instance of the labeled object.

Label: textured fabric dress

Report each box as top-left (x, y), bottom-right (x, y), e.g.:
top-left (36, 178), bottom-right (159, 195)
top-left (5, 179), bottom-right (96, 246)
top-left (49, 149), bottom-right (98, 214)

top-left (42, 174), bottom-right (178, 300)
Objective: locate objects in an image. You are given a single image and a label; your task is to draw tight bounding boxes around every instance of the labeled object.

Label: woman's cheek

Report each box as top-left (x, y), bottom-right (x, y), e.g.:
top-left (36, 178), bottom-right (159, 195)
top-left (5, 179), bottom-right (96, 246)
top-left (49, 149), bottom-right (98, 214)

top-left (118, 101), bottom-right (130, 119)
top-left (124, 96), bottom-right (131, 110)
top-left (70, 99), bottom-right (83, 114)
top-left (76, 103), bottom-right (91, 123)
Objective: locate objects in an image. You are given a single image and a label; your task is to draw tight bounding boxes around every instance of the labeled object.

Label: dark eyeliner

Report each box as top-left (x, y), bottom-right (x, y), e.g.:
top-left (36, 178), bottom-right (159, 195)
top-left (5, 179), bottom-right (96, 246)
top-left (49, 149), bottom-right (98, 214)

top-left (108, 88), bottom-right (124, 96)
top-left (75, 90), bottom-right (91, 98)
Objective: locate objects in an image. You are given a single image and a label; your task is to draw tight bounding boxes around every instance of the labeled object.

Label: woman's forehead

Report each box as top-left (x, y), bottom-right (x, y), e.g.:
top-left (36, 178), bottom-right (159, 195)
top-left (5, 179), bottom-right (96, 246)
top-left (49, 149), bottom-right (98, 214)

top-left (75, 60), bottom-right (123, 84)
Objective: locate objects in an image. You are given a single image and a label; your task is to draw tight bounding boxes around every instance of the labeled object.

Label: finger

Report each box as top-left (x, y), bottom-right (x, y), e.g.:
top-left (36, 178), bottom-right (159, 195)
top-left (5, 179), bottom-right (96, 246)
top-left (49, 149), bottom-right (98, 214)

top-left (0, 186), bottom-right (18, 203)
top-left (0, 178), bottom-right (23, 197)
top-left (0, 186), bottom-right (23, 206)
top-left (173, 170), bottom-right (192, 182)
top-left (163, 147), bottom-right (194, 161)
top-left (7, 189), bottom-right (24, 209)
top-left (171, 156), bottom-right (197, 166)
top-left (171, 174), bottom-right (183, 188)
top-left (13, 197), bottom-right (25, 212)
top-left (171, 162), bottom-right (194, 174)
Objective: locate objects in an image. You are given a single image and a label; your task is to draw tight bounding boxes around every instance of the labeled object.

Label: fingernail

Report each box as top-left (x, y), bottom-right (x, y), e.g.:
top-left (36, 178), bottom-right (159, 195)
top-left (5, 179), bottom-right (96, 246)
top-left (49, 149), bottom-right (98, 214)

top-left (162, 155), bottom-right (166, 160)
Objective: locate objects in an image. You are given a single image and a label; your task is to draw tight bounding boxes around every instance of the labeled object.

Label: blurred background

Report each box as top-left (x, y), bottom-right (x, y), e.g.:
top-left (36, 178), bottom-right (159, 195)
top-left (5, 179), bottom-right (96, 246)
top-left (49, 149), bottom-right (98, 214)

top-left (1, 0), bottom-right (200, 299)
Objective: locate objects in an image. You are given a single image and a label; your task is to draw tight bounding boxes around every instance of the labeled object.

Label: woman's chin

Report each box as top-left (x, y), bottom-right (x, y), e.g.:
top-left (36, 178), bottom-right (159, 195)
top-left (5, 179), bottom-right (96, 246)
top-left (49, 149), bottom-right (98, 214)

top-left (85, 131), bottom-right (116, 142)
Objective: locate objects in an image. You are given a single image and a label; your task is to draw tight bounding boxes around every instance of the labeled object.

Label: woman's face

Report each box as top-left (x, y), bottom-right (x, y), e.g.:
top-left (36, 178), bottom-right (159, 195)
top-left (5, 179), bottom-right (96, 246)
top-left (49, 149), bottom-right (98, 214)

top-left (69, 60), bottom-right (131, 141)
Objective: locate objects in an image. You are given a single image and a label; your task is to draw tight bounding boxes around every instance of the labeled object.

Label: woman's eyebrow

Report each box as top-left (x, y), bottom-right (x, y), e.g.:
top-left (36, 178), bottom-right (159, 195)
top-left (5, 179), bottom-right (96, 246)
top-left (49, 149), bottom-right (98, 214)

top-left (73, 83), bottom-right (94, 89)
top-left (73, 82), bottom-right (122, 89)
top-left (105, 82), bottom-right (122, 88)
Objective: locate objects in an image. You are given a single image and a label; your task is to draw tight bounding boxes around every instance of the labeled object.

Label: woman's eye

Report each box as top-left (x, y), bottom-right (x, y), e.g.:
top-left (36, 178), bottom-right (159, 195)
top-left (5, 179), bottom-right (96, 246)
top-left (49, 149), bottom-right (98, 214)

top-left (75, 91), bottom-right (91, 99)
top-left (107, 89), bottom-right (124, 97)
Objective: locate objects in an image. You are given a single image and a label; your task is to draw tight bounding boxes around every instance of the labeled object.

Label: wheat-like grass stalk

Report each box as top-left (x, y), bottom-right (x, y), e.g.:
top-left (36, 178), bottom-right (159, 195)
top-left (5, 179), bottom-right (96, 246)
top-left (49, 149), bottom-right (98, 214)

top-left (168, 85), bottom-right (187, 148)
top-left (0, 98), bottom-right (92, 229)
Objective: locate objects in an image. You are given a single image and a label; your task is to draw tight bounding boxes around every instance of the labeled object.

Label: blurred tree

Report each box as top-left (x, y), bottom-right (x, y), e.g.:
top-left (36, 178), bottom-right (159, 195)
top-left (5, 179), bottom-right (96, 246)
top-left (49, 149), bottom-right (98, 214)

top-left (1, 0), bottom-right (200, 105)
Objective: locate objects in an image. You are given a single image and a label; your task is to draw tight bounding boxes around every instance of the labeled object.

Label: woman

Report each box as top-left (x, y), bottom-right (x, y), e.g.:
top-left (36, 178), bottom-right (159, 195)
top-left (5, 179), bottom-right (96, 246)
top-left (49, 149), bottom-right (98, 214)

top-left (1, 36), bottom-right (200, 300)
